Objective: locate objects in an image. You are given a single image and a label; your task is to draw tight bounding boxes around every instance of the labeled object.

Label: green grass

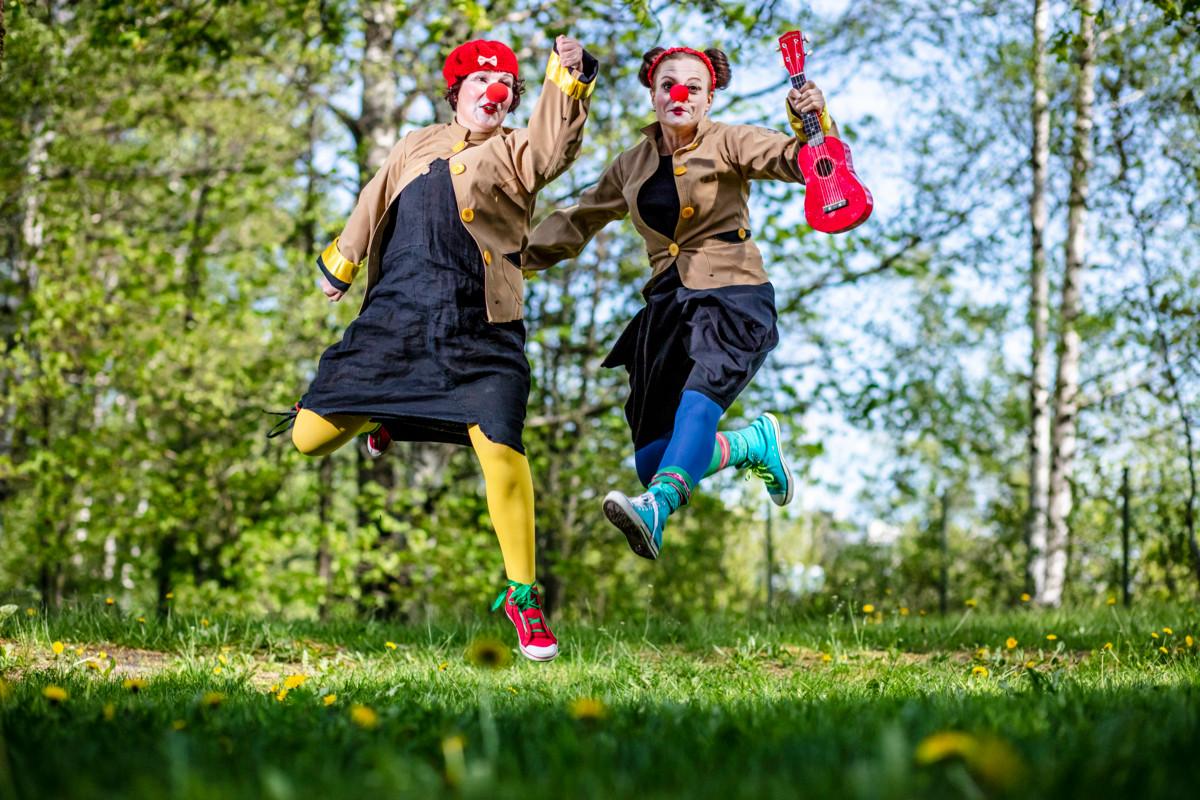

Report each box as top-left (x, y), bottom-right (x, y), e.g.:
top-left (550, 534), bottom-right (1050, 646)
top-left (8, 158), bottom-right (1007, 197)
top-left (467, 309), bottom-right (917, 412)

top-left (1, 603), bottom-right (1198, 799)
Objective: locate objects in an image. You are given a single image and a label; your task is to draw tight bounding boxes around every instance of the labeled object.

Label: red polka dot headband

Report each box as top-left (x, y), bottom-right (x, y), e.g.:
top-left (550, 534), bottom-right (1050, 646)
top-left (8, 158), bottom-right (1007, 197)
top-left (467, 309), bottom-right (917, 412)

top-left (647, 47), bottom-right (716, 90)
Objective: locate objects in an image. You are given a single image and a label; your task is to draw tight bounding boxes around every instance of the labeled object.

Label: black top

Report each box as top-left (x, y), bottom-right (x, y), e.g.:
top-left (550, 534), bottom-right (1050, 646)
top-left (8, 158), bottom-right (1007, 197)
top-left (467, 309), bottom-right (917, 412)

top-left (636, 155), bottom-right (680, 240)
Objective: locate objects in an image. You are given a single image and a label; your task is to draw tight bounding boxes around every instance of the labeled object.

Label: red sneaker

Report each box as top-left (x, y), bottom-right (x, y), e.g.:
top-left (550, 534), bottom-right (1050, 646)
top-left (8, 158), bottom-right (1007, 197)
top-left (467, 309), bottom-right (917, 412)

top-left (366, 423), bottom-right (391, 457)
top-left (491, 582), bottom-right (558, 661)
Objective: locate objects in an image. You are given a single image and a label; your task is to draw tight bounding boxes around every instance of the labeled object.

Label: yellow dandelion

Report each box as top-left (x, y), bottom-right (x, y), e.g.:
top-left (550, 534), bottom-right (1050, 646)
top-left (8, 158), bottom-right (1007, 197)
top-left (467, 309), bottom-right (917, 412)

top-left (569, 697), bottom-right (609, 721)
top-left (1162, 627), bottom-right (1173, 635)
top-left (1046, 634), bottom-right (1058, 641)
top-left (43, 685), bottom-right (69, 703)
top-left (165, 592), bottom-right (174, 600)
top-left (1151, 632), bottom-right (1159, 640)
top-left (123, 678), bottom-right (148, 693)
top-left (443, 734), bottom-right (467, 787)
top-left (915, 731), bottom-right (976, 764)
top-left (323, 694), bottom-right (337, 707)
top-left (971, 666), bottom-right (989, 678)
top-left (26, 608), bottom-right (36, 616)
top-left (136, 616), bottom-right (146, 624)
top-left (862, 603), bottom-right (875, 614)
top-left (438, 662), bottom-right (450, 671)
top-left (385, 641), bottom-right (398, 650)
top-left (275, 689), bottom-right (289, 702)
top-left (85, 659), bottom-right (101, 671)
top-left (350, 704), bottom-right (379, 729)
top-left (283, 674), bottom-right (308, 690)
top-left (916, 731), bottom-right (1025, 790)
top-left (98, 650), bottom-right (107, 660)
top-left (268, 684), bottom-right (278, 693)
top-left (212, 666), bottom-right (222, 676)
top-left (466, 637), bottom-right (512, 670)
top-left (1186, 636), bottom-right (1194, 648)
top-left (1103, 642), bottom-right (1113, 650)
top-left (506, 686), bottom-right (518, 695)
top-left (1159, 646), bottom-right (1169, 655)
top-left (1005, 637), bottom-right (1018, 650)
top-left (1020, 592), bottom-right (1031, 602)
top-left (1024, 659), bottom-right (1038, 668)
top-left (102, 702), bottom-right (116, 721)
top-left (965, 598), bottom-right (978, 608)
top-left (51, 641), bottom-right (65, 656)
top-left (200, 618), bottom-right (209, 627)
top-left (75, 647), bottom-right (85, 656)
top-left (171, 719), bottom-right (186, 731)
top-left (105, 597), bottom-right (114, 606)
top-left (900, 607), bottom-right (910, 616)
top-left (218, 654), bottom-right (228, 665)
top-left (821, 653), bottom-right (833, 663)
top-left (1106, 596), bottom-right (1117, 605)
top-left (975, 647), bottom-right (989, 659)
top-left (201, 692), bottom-right (224, 708)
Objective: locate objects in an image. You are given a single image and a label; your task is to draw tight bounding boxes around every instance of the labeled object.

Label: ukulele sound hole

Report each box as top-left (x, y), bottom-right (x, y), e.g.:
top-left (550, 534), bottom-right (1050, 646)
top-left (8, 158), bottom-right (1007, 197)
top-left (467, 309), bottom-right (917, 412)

top-left (815, 157), bottom-right (835, 178)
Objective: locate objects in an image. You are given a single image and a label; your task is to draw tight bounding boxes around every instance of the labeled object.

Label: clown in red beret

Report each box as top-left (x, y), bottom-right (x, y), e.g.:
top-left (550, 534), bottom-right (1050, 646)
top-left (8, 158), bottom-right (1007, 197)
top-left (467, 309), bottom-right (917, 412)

top-left (279, 34), bottom-right (597, 662)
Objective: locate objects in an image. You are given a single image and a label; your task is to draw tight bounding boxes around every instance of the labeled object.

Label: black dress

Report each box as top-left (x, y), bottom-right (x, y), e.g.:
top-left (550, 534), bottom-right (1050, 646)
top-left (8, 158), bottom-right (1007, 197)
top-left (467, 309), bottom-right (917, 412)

top-left (602, 155), bottom-right (779, 449)
top-left (299, 158), bottom-right (530, 453)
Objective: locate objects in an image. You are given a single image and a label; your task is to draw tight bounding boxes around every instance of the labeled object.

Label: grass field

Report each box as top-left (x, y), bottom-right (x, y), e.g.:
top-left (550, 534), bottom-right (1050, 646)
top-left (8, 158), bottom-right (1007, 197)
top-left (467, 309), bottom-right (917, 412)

top-left (1, 602), bottom-right (1198, 799)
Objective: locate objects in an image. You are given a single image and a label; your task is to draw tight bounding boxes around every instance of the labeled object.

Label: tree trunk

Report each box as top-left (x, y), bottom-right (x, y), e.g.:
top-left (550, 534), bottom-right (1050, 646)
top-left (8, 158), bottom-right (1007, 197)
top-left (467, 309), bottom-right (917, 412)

top-left (1043, 0), bottom-right (1096, 606)
top-left (1026, 0), bottom-right (1052, 600)
top-left (358, 0), bottom-right (398, 179)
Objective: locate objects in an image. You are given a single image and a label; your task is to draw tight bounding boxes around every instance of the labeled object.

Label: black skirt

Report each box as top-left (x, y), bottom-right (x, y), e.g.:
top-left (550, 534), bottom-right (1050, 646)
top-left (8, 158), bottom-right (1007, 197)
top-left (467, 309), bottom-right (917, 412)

top-left (299, 159), bottom-right (530, 453)
top-left (602, 265), bottom-right (778, 449)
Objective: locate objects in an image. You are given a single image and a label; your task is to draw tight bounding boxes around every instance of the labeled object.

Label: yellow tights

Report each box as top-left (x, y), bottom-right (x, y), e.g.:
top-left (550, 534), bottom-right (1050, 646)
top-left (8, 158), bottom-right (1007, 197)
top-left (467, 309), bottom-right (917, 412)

top-left (291, 410), bottom-right (535, 584)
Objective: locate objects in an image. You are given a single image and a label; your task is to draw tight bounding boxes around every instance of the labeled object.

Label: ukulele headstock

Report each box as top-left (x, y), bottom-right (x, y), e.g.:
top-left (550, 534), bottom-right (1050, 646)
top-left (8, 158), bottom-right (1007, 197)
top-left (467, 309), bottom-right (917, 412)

top-left (778, 30), bottom-right (808, 79)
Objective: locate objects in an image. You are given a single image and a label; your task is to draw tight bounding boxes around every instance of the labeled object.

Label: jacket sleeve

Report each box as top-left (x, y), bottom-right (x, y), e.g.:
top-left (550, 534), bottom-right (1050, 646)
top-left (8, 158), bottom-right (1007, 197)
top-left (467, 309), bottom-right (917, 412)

top-left (316, 138), bottom-right (405, 291)
top-left (725, 115), bottom-right (806, 185)
top-left (508, 49), bottom-right (598, 196)
top-left (522, 155), bottom-right (629, 271)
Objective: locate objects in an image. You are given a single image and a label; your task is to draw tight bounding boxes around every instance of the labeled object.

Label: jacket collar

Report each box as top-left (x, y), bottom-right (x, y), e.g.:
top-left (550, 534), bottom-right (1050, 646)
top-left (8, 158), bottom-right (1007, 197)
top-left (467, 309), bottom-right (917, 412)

top-left (448, 119), bottom-right (507, 145)
top-left (639, 115), bottom-right (715, 154)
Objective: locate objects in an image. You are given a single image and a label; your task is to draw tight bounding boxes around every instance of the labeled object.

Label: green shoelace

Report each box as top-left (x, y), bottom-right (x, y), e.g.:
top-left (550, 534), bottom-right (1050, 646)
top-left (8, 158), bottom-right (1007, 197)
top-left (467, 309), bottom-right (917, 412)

top-left (491, 581), bottom-right (547, 633)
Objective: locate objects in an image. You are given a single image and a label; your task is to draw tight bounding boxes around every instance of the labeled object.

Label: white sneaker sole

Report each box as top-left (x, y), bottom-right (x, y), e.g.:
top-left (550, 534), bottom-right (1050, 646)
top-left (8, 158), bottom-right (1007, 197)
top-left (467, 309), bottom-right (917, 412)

top-left (519, 642), bottom-right (559, 662)
top-left (761, 412), bottom-right (795, 507)
top-left (603, 491), bottom-right (659, 560)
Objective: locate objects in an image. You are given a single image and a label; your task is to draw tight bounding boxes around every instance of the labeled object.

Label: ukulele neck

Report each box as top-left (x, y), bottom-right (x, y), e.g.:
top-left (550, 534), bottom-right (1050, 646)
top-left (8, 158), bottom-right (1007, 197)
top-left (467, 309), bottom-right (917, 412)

top-left (788, 69), bottom-right (826, 145)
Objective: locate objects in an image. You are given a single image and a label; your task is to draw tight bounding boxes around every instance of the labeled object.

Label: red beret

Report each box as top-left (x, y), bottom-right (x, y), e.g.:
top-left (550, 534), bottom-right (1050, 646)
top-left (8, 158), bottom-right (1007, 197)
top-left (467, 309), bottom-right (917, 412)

top-left (443, 40), bottom-right (519, 87)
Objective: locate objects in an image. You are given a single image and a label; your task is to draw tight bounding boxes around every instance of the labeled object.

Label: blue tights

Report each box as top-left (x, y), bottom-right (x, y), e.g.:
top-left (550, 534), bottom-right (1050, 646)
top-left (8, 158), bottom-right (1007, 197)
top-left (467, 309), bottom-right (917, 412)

top-left (634, 390), bottom-right (723, 488)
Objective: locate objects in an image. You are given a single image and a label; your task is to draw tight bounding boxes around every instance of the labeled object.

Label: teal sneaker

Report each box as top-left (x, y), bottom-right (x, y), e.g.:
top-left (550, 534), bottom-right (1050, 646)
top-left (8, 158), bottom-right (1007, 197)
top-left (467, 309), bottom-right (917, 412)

top-left (745, 413), bottom-right (794, 506)
top-left (603, 490), bottom-right (666, 560)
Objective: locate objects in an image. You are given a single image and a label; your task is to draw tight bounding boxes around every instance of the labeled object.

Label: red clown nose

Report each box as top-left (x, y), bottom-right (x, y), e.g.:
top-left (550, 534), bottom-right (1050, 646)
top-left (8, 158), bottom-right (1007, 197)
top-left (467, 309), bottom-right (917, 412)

top-left (669, 84), bottom-right (690, 103)
top-left (485, 82), bottom-right (510, 104)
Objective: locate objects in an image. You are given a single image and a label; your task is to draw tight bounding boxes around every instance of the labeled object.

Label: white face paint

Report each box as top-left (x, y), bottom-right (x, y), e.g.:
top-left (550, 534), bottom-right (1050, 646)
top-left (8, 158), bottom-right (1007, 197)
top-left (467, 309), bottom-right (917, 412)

top-left (455, 70), bottom-right (516, 133)
top-left (651, 56), bottom-right (713, 136)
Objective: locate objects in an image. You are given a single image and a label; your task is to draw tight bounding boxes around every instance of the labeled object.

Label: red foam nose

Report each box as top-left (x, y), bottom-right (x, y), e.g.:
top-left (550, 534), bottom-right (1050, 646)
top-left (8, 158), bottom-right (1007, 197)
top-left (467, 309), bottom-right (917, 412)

top-left (669, 84), bottom-right (690, 103)
top-left (485, 83), bottom-right (510, 103)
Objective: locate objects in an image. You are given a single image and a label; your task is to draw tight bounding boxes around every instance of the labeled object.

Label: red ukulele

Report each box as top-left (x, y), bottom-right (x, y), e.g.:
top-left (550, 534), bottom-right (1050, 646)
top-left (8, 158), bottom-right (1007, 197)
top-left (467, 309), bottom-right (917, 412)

top-left (779, 30), bottom-right (873, 233)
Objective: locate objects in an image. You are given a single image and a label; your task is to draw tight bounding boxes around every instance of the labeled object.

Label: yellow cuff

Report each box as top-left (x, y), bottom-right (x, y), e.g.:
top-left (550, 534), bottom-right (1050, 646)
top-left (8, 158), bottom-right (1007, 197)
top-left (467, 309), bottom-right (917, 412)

top-left (787, 103), bottom-right (833, 140)
top-left (319, 238), bottom-right (361, 285)
top-left (546, 51), bottom-right (595, 101)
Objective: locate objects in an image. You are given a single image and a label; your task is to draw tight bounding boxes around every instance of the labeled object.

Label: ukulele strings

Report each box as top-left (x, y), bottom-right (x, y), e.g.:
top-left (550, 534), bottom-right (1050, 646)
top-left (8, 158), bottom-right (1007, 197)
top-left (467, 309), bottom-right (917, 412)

top-left (788, 69), bottom-right (845, 211)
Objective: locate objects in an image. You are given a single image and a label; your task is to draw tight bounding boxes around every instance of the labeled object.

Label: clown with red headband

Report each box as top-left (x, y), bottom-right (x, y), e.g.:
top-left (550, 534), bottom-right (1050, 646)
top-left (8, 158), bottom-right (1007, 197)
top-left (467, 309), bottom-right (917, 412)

top-left (524, 45), bottom-right (834, 561)
top-left (277, 35), bottom-right (597, 661)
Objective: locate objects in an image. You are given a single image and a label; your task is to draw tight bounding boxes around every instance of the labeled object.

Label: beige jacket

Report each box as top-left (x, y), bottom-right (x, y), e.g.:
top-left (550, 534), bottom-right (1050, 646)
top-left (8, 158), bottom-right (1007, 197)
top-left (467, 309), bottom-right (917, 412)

top-left (524, 109), bottom-right (812, 290)
top-left (317, 51), bottom-right (595, 323)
